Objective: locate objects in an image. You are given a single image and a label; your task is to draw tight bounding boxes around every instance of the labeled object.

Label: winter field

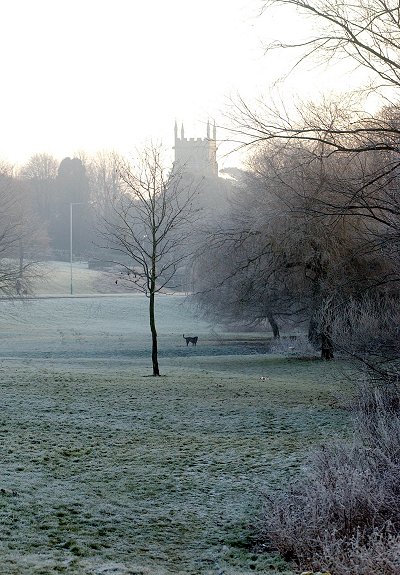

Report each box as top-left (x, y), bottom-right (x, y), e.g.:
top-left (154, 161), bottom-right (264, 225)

top-left (0, 264), bottom-right (350, 574)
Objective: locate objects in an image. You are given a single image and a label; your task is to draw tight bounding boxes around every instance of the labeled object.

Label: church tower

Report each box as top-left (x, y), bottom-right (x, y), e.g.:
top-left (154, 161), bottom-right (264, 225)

top-left (173, 120), bottom-right (218, 178)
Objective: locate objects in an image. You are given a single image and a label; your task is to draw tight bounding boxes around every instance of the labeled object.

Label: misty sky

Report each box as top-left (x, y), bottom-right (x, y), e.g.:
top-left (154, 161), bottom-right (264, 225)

top-left (1, 0), bottom-right (361, 169)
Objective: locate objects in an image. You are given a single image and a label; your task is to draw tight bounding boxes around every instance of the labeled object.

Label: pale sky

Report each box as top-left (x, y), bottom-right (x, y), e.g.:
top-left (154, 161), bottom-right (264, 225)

top-left (0, 0), bottom-right (365, 169)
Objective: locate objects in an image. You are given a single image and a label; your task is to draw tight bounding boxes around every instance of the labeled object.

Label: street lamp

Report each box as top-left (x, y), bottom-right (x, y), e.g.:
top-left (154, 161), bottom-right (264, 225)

top-left (70, 202), bottom-right (85, 295)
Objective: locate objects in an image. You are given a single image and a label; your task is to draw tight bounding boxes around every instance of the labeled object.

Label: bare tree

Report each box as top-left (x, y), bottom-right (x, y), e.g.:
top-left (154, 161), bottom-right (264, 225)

top-left (230, 0), bottom-right (400, 151)
top-left (262, 0), bottom-right (400, 91)
top-left (227, 4), bottom-right (400, 354)
top-left (0, 168), bottom-right (48, 295)
top-left (19, 153), bottom-right (58, 223)
top-left (226, 2), bottom-right (400, 253)
top-left (100, 145), bottom-right (200, 376)
top-left (191, 181), bottom-right (294, 338)
top-left (84, 151), bottom-right (121, 215)
top-left (194, 134), bottom-right (399, 361)
top-left (20, 153), bottom-right (58, 180)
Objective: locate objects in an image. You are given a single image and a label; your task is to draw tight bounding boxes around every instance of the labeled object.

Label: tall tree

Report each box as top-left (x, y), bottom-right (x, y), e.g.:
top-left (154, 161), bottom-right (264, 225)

top-left (52, 157), bottom-right (91, 257)
top-left (193, 140), bottom-right (395, 356)
top-left (225, 1), bottom-right (400, 358)
top-left (0, 168), bottom-right (48, 295)
top-left (230, 1), bottom-right (400, 231)
top-left (84, 151), bottom-right (122, 222)
top-left (100, 145), bottom-right (199, 376)
top-left (19, 153), bottom-right (58, 232)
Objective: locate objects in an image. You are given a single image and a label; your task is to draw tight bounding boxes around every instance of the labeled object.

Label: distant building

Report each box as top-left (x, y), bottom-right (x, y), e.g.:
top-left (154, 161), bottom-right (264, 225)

top-left (173, 120), bottom-right (218, 178)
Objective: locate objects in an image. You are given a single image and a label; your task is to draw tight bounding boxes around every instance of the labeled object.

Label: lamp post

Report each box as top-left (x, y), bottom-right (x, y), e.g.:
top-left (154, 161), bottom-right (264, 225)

top-left (70, 202), bottom-right (85, 295)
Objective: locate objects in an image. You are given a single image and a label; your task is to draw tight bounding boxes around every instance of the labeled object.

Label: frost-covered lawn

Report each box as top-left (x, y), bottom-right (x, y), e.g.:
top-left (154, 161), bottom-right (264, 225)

top-left (0, 295), bottom-right (349, 574)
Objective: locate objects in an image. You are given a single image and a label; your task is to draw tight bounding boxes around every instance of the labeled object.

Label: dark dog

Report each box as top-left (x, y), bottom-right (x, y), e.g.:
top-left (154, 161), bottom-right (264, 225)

top-left (183, 334), bottom-right (198, 346)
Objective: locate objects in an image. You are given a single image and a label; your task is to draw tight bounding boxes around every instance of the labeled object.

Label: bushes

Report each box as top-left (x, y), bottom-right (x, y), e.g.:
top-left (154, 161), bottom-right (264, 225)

top-left (259, 378), bottom-right (400, 574)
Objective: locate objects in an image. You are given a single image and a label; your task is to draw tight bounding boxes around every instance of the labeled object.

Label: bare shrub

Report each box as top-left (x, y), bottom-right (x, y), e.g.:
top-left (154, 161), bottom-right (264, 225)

top-left (321, 296), bottom-right (399, 371)
top-left (259, 375), bottom-right (400, 574)
top-left (320, 528), bottom-right (400, 575)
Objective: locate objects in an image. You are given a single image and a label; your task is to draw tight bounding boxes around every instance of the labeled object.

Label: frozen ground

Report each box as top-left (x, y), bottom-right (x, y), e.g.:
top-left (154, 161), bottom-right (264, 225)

top-left (0, 288), bottom-right (349, 575)
top-left (0, 294), bottom-right (212, 366)
top-left (31, 261), bottom-right (122, 296)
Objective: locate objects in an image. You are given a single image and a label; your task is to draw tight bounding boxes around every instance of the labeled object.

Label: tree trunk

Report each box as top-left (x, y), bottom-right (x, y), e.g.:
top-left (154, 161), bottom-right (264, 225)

top-left (308, 316), bottom-right (320, 347)
top-left (266, 311), bottom-right (280, 338)
top-left (149, 289), bottom-right (160, 376)
top-left (321, 325), bottom-right (334, 360)
top-left (19, 237), bottom-right (24, 279)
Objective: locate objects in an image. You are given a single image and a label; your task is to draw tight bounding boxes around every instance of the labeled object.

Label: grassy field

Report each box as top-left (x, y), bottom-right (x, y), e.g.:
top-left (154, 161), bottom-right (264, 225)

top-left (0, 291), bottom-right (351, 574)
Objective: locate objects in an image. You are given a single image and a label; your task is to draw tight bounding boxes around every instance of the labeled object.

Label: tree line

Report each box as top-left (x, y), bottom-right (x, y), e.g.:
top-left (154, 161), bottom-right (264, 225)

top-left (192, 126), bottom-right (398, 367)
top-left (0, 151), bottom-right (132, 295)
top-left (191, 0), bottom-right (399, 375)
